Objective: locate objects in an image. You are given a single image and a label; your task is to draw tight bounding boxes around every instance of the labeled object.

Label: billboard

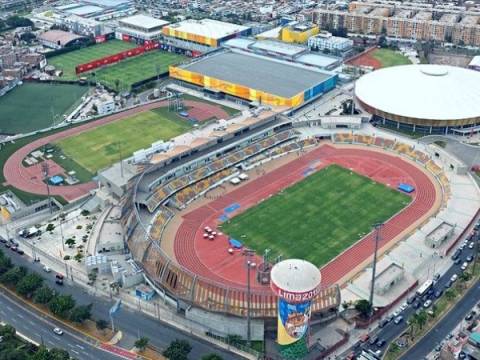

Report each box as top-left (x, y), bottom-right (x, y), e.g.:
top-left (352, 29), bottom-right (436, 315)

top-left (277, 298), bottom-right (312, 346)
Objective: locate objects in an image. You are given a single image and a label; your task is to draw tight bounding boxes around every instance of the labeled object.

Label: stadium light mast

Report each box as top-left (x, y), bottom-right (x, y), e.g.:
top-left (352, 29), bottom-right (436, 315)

top-left (245, 249), bottom-right (255, 346)
top-left (41, 157), bottom-right (52, 214)
top-left (369, 223), bottom-right (383, 315)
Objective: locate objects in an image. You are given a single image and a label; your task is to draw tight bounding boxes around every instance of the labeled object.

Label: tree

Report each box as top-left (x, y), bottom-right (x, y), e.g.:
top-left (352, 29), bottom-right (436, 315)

top-left (70, 303), bottom-right (92, 323)
top-left (16, 272), bottom-right (43, 298)
top-left (0, 266), bottom-right (27, 286)
top-left (0, 324), bottom-right (16, 340)
top-left (0, 255), bottom-right (13, 275)
top-left (414, 310), bottom-right (427, 330)
top-left (378, 35), bottom-right (387, 48)
top-left (114, 79), bottom-right (120, 92)
top-left (201, 354), bottom-right (224, 360)
top-left (163, 339), bottom-right (192, 360)
top-left (134, 337), bottom-right (150, 352)
top-left (96, 319), bottom-right (109, 333)
top-left (354, 299), bottom-right (372, 318)
top-left (48, 348), bottom-right (70, 360)
top-left (65, 238), bottom-right (76, 248)
top-left (34, 285), bottom-right (55, 304)
top-left (32, 345), bottom-right (50, 360)
top-left (445, 289), bottom-right (456, 301)
top-left (20, 32), bottom-right (36, 43)
top-left (6, 16), bottom-right (33, 28)
top-left (48, 294), bottom-right (76, 318)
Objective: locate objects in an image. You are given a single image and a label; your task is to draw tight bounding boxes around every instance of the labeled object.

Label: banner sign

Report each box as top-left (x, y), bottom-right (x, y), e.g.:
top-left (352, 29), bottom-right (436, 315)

top-left (277, 298), bottom-right (312, 346)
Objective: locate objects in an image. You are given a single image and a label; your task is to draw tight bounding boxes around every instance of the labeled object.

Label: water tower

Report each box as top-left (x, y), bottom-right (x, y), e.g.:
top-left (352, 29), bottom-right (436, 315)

top-left (270, 259), bottom-right (321, 359)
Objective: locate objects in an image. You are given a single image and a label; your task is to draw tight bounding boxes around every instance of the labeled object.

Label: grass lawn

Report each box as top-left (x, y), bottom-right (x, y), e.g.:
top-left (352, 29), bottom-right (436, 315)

top-left (221, 165), bottom-right (411, 266)
top-left (48, 40), bottom-right (136, 79)
top-left (90, 51), bottom-right (186, 91)
top-left (372, 48), bottom-right (412, 68)
top-left (55, 107), bottom-right (192, 173)
top-left (0, 82), bottom-right (88, 135)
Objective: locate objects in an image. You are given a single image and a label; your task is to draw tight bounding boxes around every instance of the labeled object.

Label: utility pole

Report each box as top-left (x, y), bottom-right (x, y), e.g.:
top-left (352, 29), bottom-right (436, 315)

top-left (369, 223), bottom-right (383, 315)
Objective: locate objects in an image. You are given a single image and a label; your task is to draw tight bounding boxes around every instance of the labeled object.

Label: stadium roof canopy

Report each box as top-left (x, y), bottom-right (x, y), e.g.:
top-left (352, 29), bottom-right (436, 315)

top-left (355, 64), bottom-right (480, 122)
top-left (38, 30), bottom-right (87, 46)
top-left (166, 19), bottom-right (249, 40)
top-left (119, 14), bottom-right (169, 29)
top-left (181, 51), bottom-right (332, 98)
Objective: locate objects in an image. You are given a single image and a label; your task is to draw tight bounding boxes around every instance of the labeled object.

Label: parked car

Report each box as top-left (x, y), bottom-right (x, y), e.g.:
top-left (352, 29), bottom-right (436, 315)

top-left (469, 242), bottom-right (475, 249)
top-left (394, 316), bottom-right (403, 324)
top-left (376, 339), bottom-right (386, 347)
top-left (0, 238), bottom-right (7, 244)
top-left (451, 249), bottom-right (461, 260)
top-left (461, 262), bottom-right (469, 271)
top-left (413, 301), bottom-right (421, 309)
top-left (55, 274), bottom-right (64, 280)
top-left (10, 246), bottom-right (17, 252)
top-left (466, 255), bottom-right (474, 262)
top-left (445, 280), bottom-right (453, 289)
top-left (379, 319), bottom-right (389, 328)
top-left (424, 299), bottom-right (433, 308)
top-left (16, 249), bottom-right (24, 255)
top-left (465, 312), bottom-right (475, 321)
top-left (43, 266), bottom-right (51, 273)
top-left (4, 242), bottom-right (10, 248)
top-left (433, 273), bottom-right (441, 281)
top-left (451, 274), bottom-right (458, 282)
top-left (407, 296), bottom-right (416, 304)
top-left (55, 279), bottom-right (63, 286)
top-left (368, 336), bottom-right (378, 346)
top-left (434, 290), bottom-right (443, 298)
top-left (454, 258), bottom-right (462, 265)
top-left (400, 302), bottom-right (408, 311)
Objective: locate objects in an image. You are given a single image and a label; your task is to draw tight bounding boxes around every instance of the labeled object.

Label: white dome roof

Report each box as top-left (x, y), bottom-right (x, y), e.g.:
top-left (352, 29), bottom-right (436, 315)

top-left (355, 65), bottom-right (480, 122)
top-left (271, 259), bottom-right (321, 293)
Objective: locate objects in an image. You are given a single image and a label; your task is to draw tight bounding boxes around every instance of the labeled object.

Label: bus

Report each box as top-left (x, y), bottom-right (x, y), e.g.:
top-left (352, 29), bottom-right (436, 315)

top-left (416, 279), bottom-right (434, 297)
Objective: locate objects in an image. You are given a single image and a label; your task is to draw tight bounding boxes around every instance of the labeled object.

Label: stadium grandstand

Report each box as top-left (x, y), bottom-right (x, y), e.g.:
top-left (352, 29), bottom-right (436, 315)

top-left (169, 49), bottom-right (338, 107)
top-left (38, 30), bottom-right (89, 49)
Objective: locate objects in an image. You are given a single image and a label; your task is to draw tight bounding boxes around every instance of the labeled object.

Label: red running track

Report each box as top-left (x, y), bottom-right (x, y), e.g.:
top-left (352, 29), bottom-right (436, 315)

top-left (173, 144), bottom-right (438, 289)
top-left (3, 100), bottom-right (229, 202)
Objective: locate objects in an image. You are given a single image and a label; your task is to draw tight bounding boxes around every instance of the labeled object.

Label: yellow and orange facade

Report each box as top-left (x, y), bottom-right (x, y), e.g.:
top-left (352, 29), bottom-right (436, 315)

top-left (169, 65), bottom-right (337, 107)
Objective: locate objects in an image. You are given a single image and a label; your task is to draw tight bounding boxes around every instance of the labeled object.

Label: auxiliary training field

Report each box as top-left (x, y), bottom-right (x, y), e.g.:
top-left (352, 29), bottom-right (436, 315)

top-left (47, 40), bottom-right (136, 79)
top-left (55, 107), bottom-right (192, 173)
top-left (0, 82), bottom-right (88, 134)
top-left (92, 51), bottom-right (187, 91)
top-left (222, 164), bottom-right (410, 267)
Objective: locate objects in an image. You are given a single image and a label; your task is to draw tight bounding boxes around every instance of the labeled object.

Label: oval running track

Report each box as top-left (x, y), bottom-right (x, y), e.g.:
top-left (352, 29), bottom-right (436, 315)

top-left (3, 100), bottom-right (229, 202)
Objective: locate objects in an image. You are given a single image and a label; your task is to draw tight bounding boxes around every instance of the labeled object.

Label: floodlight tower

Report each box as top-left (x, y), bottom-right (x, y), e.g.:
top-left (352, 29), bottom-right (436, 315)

top-left (41, 160), bottom-right (52, 214)
top-left (369, 223), bottom-right (384, 313)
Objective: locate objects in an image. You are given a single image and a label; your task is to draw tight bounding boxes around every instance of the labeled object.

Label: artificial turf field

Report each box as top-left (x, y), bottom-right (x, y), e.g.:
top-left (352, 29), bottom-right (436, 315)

top-left (48, 40), bottom-right (136, 79)
top-left (371, 48), bottom-right (411, 67)
top-left (221, 165), bottom-right (411, 267)
top-left (55, 108), bottom-right (192, 173)
top-left (91, 51), bottom-right (186, 91)
top-left (0, 82), bottom-right (87, 134)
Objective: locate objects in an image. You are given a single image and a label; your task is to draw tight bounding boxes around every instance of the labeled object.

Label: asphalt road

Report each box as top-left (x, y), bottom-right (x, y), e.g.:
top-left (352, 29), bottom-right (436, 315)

top-left (350, 231), bottom-right (479, 359)
top-left (1, 244), bottom-right (241, 360)
top-left (401, 278), bottom-right (480, 359)
top-left (0, 288), bottom-right (119, 359)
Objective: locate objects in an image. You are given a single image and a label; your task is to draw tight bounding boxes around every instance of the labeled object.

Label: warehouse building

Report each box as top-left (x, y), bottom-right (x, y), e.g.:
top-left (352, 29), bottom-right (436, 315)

top-left (116, 14), bottom-right (169, 41)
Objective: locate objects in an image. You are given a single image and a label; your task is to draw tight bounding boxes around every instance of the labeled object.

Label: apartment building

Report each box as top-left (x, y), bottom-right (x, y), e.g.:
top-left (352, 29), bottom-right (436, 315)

top-left (312, 1), bottom-right (480, 46)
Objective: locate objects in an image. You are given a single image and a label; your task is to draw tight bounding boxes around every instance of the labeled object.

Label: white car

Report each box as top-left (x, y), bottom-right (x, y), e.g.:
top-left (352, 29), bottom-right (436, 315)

top-left (400, 302), bottom-right (408, 311)
top-left (469, 242), bottom-right (475, 249)
top-left (43, 266), bottom-right (51, 273)
top-left (424, 299), bottom-right (433, 308)
top-left (53, 327), bottom-right (63, 336)
top-left (451, 274), bottom-right (458, 282)
top-left (461, 262), bottom-right (469, 271)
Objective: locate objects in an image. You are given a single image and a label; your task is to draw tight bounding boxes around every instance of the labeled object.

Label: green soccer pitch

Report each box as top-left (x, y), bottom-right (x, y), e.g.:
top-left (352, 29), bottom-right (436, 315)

top-left (47, 40), bottom-right (137, 80)
top-left (55, 108), bottom-right (192, 173)
top-left (221, 165), bottom-right (411, 267)
top-left (91, 51), bottom-right (186, 91)
top-left (371, 48), bottom-right (411, 68)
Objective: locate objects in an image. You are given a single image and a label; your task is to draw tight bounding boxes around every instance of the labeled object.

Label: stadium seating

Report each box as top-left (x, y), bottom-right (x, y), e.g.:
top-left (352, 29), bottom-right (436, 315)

top-left (149, 207), bottom-right (174, 241)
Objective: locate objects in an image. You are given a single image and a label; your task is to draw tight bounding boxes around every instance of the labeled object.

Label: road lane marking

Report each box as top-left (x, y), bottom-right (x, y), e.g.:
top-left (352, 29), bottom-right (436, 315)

top-left (71, 350), bottom-right (80, 355)
top-left (76, 344), bottom-right (85, 349)
top-left (7, 306), bottom-right (13, 311)
top-left (17, 314), bottom-right (24, 319)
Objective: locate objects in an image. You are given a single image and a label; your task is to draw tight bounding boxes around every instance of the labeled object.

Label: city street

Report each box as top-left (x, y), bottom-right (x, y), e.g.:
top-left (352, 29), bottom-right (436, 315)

top-left (0, 244), bottom-right (241, 359)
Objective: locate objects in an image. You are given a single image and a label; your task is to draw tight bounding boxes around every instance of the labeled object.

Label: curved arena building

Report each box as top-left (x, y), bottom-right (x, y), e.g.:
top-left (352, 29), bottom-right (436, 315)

top-left (355, 64), bottom-right (480, 134)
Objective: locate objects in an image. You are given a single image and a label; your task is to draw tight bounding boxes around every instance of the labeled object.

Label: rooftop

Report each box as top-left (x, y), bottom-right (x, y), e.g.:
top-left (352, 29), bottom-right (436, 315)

top-left (250, 39), bottom-right (306, 57)
top-left (119, 14), bottom-right (169, 29)
top-left (180, 50), bottom-right (333, 98)
top-left (38, 30), bottom-right (87, 46)
top-left (166, 19), bottom-right (249, 40)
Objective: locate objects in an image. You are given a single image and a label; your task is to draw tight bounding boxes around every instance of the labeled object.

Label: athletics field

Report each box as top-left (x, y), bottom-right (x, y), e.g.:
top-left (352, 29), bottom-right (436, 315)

top-left (222, 165), bottom-right (411, 266)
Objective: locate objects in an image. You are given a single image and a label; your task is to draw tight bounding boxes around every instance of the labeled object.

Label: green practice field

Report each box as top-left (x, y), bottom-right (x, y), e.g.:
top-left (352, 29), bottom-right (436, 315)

top-left (91, 51), bottom-right (186, 91)
top-left (48, 40), bottom-right (136, 79)
top-left (222, 165), bottom-right (411, 267)
top-left (55, 108), bottom-right (192, 173)
top-left (372, 48), bottom-right (411, 67)
top-left (0, 82), bottom-right (87, 135)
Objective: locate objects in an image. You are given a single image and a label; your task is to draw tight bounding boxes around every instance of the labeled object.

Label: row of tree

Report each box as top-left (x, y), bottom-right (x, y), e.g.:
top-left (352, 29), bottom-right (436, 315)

top-left (0, 16), bottom-right (33, 31)
top-left (161, 339), bottom-right (223, 360)
top-left (0, 323), bottom-right (70, 360)
top-left (0, 248), bottom-right (92, 323)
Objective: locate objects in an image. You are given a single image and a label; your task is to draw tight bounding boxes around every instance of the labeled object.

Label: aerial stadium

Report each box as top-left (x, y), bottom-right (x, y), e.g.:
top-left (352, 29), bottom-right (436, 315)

top-left (169, 49), bottom-right (338, 107)
top-left (355, 64), bottom-right (480, 134)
